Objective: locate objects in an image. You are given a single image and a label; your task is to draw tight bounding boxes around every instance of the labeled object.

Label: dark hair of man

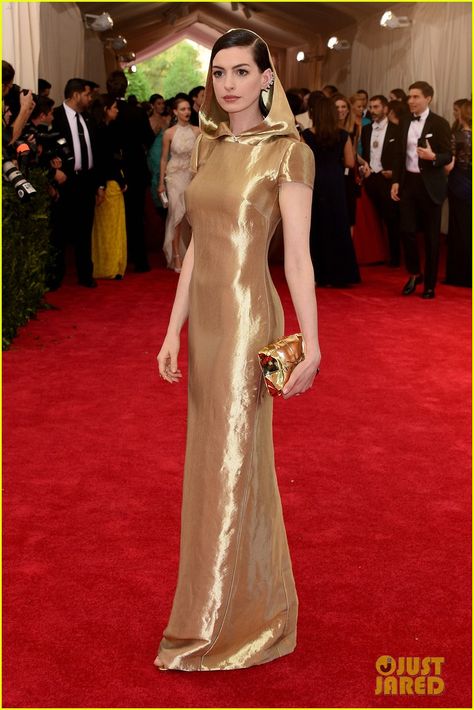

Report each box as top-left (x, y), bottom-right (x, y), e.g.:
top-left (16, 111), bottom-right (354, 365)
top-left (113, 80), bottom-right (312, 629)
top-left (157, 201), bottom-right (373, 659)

top-left (356, 89), bottom-right (368, 99)
top-left (286, 90), bottom-right (303, 116)
top-left (189, 86), bottom-right (204, 100)
top-left (300, 87), bottom-right (310, 96)
top-left (210, 29), bottom-right (271, 73)
top-left (149, 93), bottom-right (164, 104)
top-left (322, 84), bottom-right (338, 97)
top-left (38, 78), bottom-right (51, 92)
top-left (90, 93), bottom-right (117, 125)
top-left (31, 96), bottom-right (54, 120)
top-left (369, 94), bottom-right (388, 107)
top-left (83, 79), bottom-right (99, 90)
top-left (308, 93), bottom-right (339, 146)
top-left (390, 88), bottom-right (407, 102)
top-left (2, 60), bottom-right (15, 86)
top-left (387, 100), bottom-right (407, 121)
top-left (408, 81), bottom-right (434, 98)
top-left (64, 77), bottom-right (88, 99)
top-left (106, 70), bottom-right (128, 98)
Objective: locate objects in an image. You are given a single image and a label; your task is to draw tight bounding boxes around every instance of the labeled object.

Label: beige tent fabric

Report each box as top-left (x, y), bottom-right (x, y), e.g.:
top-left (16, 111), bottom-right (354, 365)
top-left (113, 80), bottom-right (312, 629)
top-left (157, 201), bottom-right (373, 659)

top-left (2, 1), bottom-right (41, 92)
top-left (322, 2), bottom-right (471, 120)
top-left (38, 2), bottom-right (84, 105)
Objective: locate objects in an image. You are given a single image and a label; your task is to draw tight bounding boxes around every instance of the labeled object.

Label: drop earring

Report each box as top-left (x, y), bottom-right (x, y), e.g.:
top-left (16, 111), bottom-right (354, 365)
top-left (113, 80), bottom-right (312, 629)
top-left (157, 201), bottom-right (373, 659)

top-left (264, 71), bottom-right (275, 92)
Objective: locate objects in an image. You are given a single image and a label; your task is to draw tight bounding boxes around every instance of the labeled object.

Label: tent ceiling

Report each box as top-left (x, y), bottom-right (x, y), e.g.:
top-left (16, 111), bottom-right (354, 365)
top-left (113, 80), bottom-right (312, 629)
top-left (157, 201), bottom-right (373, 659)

top-left (78, 2), bottom-right (391, 59)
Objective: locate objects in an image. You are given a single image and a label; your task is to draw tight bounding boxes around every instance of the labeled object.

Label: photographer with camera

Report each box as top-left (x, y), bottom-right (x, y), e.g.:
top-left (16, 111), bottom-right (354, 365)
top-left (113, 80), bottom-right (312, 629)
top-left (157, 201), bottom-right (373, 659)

top-left (51, 78), bottom-right (104, 288)
top-left (2, 61), bottom-right (35, 145)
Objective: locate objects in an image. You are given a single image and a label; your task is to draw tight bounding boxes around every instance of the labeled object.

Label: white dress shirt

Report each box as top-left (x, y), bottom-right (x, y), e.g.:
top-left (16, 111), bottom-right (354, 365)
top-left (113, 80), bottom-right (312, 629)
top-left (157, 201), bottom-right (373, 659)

top-left (63, 101), bottom-right (93, 171)
top-left (405, 107), bottom-right (430, 173)
top-left (369, 117), bottom-right (388, 173)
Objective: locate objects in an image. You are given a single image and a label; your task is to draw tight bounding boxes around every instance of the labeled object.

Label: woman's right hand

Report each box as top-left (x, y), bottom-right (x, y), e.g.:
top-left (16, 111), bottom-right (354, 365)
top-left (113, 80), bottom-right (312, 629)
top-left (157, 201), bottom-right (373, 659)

top-left (157, 334), bottom-right (182, 383)
top-left (158, 182), bottom-right (165, 194)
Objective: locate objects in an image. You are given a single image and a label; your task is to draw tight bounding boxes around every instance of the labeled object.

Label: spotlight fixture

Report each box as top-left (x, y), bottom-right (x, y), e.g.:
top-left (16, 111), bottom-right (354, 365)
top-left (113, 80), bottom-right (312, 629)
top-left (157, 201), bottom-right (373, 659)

top-left (296, 51), bottom-right (325, 63)
top-left (118, 52), bottom-right (136, 63)
top-left (380, 11), bottom-right (411, 28)
top-left (327, 36), bottom-right (350, 51)
top-left (129, 65), bottom-right (137, 74)
top-left (105, 36), bottom-right (128, 52)
top-left (84, 12), bottom-right (113, 32)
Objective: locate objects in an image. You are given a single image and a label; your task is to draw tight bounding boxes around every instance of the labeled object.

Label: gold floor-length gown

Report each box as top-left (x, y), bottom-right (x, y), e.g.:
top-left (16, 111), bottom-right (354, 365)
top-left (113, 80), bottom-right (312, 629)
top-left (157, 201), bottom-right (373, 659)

top-left (156, 47), bottom-right (315, 672)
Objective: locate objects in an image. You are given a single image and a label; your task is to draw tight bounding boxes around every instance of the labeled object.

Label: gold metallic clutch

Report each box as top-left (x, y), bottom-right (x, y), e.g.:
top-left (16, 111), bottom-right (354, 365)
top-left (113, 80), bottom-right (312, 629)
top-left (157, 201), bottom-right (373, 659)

top-left (258, 333), bottom-right (305, 397)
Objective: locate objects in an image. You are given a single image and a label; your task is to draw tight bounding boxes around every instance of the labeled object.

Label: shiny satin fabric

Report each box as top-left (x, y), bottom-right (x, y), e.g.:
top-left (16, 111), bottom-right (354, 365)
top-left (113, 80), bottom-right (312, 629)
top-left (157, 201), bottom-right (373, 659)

top-left (156, 30), bottom-right (315, 672)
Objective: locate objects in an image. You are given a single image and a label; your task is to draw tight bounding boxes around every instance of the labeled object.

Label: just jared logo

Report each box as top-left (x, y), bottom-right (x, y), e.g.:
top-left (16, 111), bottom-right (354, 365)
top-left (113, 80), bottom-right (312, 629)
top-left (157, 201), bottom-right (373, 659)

top-left (375, 656), bottom-right (445, 695)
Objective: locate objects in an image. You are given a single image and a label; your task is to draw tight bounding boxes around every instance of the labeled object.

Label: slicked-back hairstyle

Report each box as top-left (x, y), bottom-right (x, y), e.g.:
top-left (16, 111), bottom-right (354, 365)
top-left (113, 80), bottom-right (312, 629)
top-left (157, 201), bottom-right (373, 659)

top-left (210, 29), bottom-right (271, 73)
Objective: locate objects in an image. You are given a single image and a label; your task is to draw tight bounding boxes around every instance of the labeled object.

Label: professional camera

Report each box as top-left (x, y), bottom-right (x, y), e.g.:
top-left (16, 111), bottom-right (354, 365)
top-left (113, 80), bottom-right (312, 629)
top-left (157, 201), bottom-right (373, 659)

top-left (2, 159), bottom-right (37, 201)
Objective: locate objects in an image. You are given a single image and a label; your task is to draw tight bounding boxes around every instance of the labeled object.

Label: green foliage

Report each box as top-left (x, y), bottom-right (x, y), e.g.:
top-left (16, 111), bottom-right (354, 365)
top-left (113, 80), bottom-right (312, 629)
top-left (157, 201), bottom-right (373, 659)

top-left (138, 40), bottom-right (206, 99)
top-left (125, 68), bottom-right (153, 103)
top-left (2, 168), bottom-right (53, 350)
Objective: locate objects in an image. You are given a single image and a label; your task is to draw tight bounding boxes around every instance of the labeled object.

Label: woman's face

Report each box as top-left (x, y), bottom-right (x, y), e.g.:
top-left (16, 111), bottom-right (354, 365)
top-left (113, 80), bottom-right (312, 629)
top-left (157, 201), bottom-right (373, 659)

top-left (453, 104), bottom-right (461, 122)
top-left (351, 100), bottom-right (363, 118)
top-left (335, 99), bottom-right (349, 121)
top-left (105, 101), bottom-right (119, 122)
top-left (153, 97), bottom-right (165, 115)
top-left (174, 100), bottom-right (191, 122)
top-left (211, 45), bottom-right (271, 116)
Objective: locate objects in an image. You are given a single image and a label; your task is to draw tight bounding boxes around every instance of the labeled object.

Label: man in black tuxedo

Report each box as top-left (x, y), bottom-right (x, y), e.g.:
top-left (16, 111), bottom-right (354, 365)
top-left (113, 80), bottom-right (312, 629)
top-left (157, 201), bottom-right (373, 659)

top-left (391, 81), bottom-right (452, 299)
top-left (52, 78), bottom-right (104, 287)
top-left (360, 95), bottom-right (402, 266)
top-left (106, 71), bottom-right (155, 272)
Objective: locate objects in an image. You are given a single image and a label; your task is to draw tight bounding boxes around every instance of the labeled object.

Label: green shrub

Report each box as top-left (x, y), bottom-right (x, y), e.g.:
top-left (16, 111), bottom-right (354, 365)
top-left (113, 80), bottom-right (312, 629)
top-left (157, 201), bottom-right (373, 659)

top-left (2, 168), bottom-right (53, 350)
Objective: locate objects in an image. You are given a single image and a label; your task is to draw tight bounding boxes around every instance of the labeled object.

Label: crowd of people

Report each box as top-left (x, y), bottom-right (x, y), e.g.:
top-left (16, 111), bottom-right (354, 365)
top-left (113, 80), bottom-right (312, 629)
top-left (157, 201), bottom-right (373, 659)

top-left (2, 58), bottom-right (471, 297)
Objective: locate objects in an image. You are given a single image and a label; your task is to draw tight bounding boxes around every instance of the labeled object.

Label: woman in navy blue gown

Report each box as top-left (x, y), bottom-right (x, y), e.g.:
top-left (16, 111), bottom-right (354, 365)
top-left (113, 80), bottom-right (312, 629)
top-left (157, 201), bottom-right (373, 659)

top-left (302, 94), bottom-right (361, 287)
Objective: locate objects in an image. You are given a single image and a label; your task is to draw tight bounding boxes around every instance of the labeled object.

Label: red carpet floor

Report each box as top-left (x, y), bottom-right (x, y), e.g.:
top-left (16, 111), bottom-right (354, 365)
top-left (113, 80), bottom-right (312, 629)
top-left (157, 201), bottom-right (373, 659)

top-left (3, 260), bottom-right (471, 708)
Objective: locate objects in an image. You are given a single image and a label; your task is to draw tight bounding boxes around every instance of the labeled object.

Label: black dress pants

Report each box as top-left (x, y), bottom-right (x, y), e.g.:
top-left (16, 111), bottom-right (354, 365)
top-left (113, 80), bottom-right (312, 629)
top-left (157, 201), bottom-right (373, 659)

top-left (52, 171), bottom-right (96, 285)
top-left (365, 172), bottom-right (401, 266)
top-left (124, 177), bottom-right (149, 271)
top-left (400, 172), bottom-right (442, 291)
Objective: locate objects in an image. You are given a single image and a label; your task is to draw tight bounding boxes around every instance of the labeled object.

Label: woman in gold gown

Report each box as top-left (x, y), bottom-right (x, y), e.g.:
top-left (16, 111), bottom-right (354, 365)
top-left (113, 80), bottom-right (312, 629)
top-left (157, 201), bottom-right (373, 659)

top-left (156, 29), bottom-right (321, 671)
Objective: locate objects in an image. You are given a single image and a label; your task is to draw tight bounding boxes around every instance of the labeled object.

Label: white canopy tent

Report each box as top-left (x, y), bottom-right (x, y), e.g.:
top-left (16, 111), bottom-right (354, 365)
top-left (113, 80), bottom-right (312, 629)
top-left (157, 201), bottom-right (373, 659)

top-left (2, 2), bottom-right (471, 120)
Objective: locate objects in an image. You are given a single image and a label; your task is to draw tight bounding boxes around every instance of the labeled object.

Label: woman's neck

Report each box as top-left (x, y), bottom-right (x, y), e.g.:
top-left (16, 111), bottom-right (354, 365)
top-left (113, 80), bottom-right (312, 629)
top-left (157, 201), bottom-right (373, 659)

top-left (229, 106), bottom-right (263, 136)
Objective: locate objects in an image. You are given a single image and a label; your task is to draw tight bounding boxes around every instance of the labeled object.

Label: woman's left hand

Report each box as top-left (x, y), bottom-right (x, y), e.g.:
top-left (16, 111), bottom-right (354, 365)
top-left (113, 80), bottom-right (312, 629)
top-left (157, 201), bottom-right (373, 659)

top-left (282, 353), bottom-right (321, 399)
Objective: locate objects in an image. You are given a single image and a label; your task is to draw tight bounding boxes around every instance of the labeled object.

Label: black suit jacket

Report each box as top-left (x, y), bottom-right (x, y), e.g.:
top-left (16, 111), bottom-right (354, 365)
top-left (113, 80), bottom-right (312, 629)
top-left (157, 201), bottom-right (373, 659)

top-left (360, 121), bottom-right (401, 171)
top-left (107, 99), bottom-right (154, 185)
top-left (52, 104), bottom-right (102, 186)
top-left (392, 110), bottom-right (452, 205)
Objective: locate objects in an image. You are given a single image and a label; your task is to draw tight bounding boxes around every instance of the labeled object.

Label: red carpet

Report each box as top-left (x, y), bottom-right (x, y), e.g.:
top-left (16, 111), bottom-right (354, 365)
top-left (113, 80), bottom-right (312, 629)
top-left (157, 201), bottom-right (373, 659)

top-left (3, 259), bottom-right (471, 708)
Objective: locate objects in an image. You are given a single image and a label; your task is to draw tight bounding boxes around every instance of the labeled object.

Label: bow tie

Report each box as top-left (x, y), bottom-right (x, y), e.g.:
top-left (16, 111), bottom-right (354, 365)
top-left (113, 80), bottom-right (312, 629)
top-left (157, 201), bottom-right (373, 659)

top-left (411, 115), bottom-right (421, 121)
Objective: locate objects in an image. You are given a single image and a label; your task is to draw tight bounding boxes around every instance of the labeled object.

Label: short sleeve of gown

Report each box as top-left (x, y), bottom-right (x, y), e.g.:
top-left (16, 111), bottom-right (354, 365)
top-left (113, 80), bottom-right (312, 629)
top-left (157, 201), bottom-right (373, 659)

top-left (277, 140), bottom-right (315, 189)
top-left (190, 133), bottom-right (203, 175)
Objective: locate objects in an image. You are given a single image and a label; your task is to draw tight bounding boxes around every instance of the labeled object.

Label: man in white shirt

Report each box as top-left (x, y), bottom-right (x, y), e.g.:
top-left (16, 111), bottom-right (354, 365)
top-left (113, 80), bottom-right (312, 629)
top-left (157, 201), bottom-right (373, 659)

top-left (52, 78), bottom-right (104, 288)
top-left (391, 81), bottom-right (452, 299)
top-left (359, 95), bottom-right (402, 266)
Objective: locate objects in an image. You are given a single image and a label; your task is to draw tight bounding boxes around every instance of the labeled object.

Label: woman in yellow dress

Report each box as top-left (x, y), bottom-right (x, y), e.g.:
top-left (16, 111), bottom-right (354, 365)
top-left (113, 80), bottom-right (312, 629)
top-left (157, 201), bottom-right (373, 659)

top-left (91, 94), bottom-right (127, 280)
top-left (155, 29), bottom-right (321, 671)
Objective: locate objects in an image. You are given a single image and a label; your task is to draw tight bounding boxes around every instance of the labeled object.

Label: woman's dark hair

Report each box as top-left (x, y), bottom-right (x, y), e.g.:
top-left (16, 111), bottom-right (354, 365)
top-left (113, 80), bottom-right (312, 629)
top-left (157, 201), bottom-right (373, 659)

top-left (210, 29), bottom-right (271, 72)
top-left (308, 94), bottom-right (339, 146)
top-left (90, 93), bottom-right (117, 125)
top-left (286, 91), bottom-right (303, 116)
top-left (387, 100), bottom-right (408, 122)
top-left (149, 93), bottom-right (164, 104)
top-left (390, 88), bottom-right (407, 102)
top-left (453, 98), bottom-right (471, 130)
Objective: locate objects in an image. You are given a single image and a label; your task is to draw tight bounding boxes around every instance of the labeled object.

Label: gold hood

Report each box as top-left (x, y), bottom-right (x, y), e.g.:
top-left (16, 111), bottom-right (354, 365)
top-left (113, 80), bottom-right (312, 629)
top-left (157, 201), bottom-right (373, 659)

top-left (199, 29), bottom-right (300, 143)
